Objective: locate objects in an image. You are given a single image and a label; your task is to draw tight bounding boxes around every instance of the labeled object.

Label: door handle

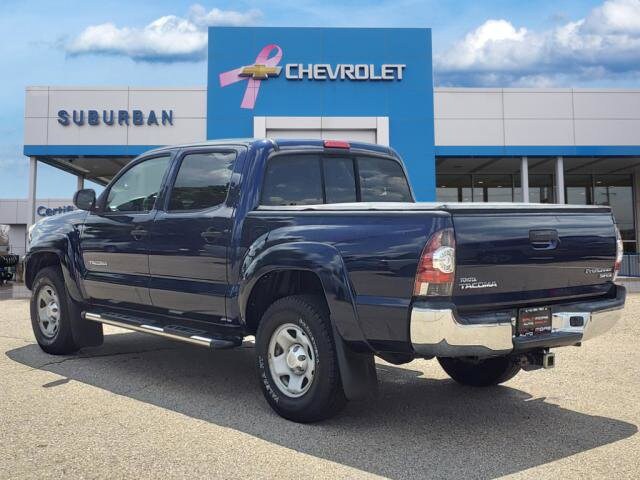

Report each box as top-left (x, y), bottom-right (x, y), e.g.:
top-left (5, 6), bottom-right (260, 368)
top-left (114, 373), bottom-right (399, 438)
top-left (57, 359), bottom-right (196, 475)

top-left (529, 229), bottom-right (559, 250)
top-left (201, 229), bottom-right (223, 243)
top-left (131, 228), bottom-right (148, 241)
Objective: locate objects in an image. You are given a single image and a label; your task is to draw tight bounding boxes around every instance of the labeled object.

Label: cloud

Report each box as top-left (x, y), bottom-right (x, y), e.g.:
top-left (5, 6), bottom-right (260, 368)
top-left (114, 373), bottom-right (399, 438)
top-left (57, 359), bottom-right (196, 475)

top-left (435, 0), bottom-right (640, 86)
top-left (65, 4), bottom-right (262, 62)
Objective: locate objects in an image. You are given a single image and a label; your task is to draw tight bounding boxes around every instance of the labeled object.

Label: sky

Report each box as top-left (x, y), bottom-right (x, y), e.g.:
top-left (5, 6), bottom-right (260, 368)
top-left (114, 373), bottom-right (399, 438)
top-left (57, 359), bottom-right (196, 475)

top-left (2, 0), bottom-right (640, 199)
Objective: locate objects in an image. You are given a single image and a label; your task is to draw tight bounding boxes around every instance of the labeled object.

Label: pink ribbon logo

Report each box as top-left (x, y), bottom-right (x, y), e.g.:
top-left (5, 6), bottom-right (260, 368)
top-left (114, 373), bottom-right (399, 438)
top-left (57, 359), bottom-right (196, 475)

top-left (219, 44), bottom-right (283, 109)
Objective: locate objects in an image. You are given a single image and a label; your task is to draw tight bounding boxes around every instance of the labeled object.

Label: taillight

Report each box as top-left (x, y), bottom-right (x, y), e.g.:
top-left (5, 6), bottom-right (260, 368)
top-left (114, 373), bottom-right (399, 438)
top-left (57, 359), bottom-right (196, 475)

top-left (414, 228), bottom-right (456, 297)
top-left (614, 225), bottom-right (623, 281)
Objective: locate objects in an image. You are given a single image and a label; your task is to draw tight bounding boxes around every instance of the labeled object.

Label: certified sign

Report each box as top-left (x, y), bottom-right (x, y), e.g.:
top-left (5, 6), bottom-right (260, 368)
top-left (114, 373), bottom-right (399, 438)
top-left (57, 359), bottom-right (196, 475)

top-left (37, 205), bottom-right (74, 217)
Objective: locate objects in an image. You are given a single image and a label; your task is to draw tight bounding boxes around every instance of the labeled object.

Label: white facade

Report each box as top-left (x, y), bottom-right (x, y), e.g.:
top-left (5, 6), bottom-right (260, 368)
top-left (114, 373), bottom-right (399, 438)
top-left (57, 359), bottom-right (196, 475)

top-left (24, 86), bottom-right (206, 147)
top-left (434, 88), bottom-right (640, 147)
top-left (24, 87), bottom-right (640, 149)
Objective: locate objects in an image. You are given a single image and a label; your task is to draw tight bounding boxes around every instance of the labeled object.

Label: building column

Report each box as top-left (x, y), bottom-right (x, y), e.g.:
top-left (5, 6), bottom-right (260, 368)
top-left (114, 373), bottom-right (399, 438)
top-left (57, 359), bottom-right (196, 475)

top-left (27, 157), bottom-right (38, 229)
top-left (77, 175), bottom-right (85, 191)
top-left (555, 156), bottom-right (565, 204)
top-left (633, 169), bottom-right (640, 253)
top-left (520, 156), bottom-right (529, 203)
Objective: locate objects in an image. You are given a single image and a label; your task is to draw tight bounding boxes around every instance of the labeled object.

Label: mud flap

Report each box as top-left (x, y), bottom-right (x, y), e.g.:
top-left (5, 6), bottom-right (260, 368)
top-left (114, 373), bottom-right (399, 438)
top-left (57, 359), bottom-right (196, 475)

top-left (68, 299), bottom-right (103, 347)
top-left (71, 314), bottom-right (104, 347)
top-left (332, 324), bottom-right (378, 401)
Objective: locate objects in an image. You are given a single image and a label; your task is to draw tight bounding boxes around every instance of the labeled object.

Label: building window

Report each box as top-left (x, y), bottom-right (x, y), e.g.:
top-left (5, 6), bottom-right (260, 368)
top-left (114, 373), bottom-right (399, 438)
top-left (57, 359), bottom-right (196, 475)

top-left (594, 174), bottom-right (635, 252)
top-left (436, 174), bottom-right (472, 202)
top-left (437, 157), bottom-right (637, 253)
top-left (437, 173), bottom-right (516, 202)
top-left (565, 173), bottom-right (635, 252)
top-left (514, 174), bottom-right (555, 203)
top-left (565, 174), bottom-right (592, 205)
top-left (473, 174), bottom-right (514, 202)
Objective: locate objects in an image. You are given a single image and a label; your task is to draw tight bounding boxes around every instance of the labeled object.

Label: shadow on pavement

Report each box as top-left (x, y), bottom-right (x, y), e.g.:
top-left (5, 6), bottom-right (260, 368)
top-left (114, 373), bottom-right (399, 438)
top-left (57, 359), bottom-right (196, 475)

top-left (7, 332), bottom-right (637, 480)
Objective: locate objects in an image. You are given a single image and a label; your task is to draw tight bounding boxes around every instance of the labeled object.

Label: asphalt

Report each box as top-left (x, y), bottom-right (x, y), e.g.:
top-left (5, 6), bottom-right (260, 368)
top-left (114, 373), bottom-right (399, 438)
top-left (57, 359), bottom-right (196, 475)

top-left (1, 294), bottom-right (639, 479)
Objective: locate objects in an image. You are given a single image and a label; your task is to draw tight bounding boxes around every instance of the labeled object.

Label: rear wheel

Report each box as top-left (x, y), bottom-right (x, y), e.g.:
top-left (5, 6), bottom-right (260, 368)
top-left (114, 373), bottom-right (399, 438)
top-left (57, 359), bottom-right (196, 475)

top-left (30, 266), bottom-right (79, 355)
top-left (255, 295), bottom-right (346, 422)
top-left (438, 355), bottom-right (520, 387)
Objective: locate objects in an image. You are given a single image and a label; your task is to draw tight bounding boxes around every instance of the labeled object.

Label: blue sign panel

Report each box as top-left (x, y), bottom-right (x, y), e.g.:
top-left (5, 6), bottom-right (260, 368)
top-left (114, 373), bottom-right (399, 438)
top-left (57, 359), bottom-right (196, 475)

top-left (207, 27), bottom-right (436, 200)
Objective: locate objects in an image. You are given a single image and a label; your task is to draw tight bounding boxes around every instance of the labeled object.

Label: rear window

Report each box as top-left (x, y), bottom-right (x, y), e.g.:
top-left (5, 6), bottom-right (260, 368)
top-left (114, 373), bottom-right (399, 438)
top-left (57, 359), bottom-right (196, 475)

top-left (261, 154), bottom-right (411, 206)
top-left (324, 157), bottom-right (357, 203)
top-left (261, 155), bottom-right (323, 206)
top-left (357, 156), bottom-right (412, 202)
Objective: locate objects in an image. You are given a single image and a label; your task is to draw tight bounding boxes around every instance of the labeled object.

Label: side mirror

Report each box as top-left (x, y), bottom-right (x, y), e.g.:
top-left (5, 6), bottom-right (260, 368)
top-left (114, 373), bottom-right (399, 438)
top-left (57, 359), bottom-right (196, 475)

top-left (73, 188), bottom-right (96, 211)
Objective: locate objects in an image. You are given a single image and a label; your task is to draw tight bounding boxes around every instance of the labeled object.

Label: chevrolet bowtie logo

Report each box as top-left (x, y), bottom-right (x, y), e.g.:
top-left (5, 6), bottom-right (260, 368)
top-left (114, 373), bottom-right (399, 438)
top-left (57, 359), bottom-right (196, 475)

top-left (239, 64), bottom-right (282, 80)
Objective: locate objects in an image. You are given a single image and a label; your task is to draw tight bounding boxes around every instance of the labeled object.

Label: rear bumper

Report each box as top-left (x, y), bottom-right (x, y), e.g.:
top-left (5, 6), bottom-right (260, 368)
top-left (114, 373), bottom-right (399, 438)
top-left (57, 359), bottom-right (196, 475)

top-left (410, 285), bottom-right (626, 357)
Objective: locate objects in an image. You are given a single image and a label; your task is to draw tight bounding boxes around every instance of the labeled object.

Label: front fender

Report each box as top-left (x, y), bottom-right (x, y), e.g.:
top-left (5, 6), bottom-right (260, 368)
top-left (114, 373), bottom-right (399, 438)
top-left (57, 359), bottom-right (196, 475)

top-left (238, 241), bottom-right (369, 348)
top-left (26, 238), bottom-right (102, 348)
top-left (26, 228), bottom-right (84, 303)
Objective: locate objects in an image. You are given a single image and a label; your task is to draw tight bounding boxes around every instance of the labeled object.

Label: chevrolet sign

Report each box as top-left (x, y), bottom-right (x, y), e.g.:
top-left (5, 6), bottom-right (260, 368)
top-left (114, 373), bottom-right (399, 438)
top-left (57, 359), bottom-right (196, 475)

top-left (239, 64), bottom-right (282, 79)
top-left (220, 43), bottom-right (407, 109)
top-left (285, 63), bottom-right (405, 81)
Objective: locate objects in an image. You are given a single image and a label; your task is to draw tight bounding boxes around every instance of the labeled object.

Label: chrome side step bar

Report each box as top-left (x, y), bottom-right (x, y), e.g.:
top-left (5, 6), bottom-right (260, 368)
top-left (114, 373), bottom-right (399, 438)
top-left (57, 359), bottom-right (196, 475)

top-left (83, 312), bottom-right (239, 349)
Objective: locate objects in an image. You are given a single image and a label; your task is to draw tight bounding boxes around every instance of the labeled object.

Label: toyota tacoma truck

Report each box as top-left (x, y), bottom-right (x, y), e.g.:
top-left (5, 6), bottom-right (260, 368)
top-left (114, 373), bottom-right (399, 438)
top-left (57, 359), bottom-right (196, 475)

top-left (25, 139), bottom-right (626, 422)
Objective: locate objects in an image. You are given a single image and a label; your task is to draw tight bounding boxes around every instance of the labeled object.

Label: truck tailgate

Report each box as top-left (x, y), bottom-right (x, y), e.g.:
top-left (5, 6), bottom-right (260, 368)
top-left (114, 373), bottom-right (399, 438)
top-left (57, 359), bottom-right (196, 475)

top-left (451, 207), bottom-right (617, 308)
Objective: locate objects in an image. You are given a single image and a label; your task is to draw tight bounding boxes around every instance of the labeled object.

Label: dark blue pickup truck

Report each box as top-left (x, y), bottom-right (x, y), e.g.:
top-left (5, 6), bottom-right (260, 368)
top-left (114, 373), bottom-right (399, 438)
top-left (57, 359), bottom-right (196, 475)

top-left (25, 138), bottom-right (626, 422)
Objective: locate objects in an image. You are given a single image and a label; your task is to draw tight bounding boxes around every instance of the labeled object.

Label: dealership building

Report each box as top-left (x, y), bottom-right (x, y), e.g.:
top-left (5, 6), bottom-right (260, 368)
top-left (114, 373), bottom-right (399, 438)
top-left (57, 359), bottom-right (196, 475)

top-left (19, 26), bottom-right (640, 257)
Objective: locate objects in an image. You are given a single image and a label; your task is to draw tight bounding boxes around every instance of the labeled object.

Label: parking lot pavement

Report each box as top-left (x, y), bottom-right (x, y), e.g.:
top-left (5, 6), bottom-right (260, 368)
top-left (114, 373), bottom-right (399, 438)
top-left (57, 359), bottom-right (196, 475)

top-left (0, 283), bottom-right (30, 300)
top-left (1, 297), bottom-right (638, 480)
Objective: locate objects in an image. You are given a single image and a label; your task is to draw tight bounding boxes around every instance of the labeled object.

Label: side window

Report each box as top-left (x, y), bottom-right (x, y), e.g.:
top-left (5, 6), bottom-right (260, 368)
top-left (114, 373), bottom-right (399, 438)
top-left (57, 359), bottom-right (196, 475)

top-left (262, 155), bottom-right (323, 206)
top-left (324, 157), bottom-right (357, 203)
top-left (168, 151), bottom-right (236, 211)
top-left (105, 155), bottom-right (171, 213)
top-left (357, 156), bottom-right (412, 202)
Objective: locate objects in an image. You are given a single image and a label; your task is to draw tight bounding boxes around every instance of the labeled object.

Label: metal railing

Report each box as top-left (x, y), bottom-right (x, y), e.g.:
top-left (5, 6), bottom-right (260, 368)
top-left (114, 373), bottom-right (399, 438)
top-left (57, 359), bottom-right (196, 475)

top-left (620, 254), bottom-right (640, 277)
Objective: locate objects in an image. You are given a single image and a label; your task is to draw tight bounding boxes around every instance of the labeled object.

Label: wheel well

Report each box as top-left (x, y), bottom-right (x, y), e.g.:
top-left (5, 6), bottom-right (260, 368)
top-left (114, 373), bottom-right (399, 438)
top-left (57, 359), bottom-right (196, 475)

top-left (244, 270), bottom-right (328, 335)
top-left (25, 252), bottom-right (60, 289)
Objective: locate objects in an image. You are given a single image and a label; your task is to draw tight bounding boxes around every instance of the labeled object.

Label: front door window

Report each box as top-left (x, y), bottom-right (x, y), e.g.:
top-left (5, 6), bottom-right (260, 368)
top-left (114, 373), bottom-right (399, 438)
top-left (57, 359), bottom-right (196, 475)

top-left (105, 156), bottom-right (171, 213)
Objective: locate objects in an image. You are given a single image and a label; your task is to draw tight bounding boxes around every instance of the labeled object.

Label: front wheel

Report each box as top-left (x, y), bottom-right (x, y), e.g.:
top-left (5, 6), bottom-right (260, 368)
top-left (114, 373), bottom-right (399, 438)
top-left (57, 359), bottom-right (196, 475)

top-left (255, 295), bottom-right (346, 422)
top-left (438, 355), bottom-right (521, 387)
top-left (30, 266), bottom-right (79, 355)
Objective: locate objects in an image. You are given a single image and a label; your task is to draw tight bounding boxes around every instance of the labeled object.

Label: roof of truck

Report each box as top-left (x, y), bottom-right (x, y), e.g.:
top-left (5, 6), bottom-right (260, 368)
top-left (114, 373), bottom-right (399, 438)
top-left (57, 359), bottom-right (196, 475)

top-left (144, 138), bottom-right (395, 156)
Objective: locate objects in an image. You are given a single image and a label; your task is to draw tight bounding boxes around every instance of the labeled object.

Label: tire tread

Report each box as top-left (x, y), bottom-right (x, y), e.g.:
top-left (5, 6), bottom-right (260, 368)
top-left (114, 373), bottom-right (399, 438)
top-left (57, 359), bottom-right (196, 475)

top-left (30, 266), bottom-right (79, 355)
top-left (256, 294), bottom-right (346, 422)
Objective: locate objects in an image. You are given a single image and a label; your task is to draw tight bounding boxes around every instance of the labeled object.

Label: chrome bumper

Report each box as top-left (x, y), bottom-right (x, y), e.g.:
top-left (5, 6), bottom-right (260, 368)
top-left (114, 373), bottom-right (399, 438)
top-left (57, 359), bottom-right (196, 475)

top-left (410, 302), bottom-right (624, 358)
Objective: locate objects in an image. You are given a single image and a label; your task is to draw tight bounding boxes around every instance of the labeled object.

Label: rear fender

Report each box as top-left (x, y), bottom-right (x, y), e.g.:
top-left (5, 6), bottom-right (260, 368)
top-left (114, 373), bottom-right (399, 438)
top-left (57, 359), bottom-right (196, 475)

top-left (239, 242), bottom-right (365, 345)
top-left (239, 241), bottom-right (377, 400)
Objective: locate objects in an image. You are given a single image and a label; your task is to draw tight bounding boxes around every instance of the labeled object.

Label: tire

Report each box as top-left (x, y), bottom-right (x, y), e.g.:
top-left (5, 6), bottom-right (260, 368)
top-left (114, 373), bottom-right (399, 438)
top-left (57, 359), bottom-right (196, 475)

top-left (438, 355), bottom-right (521, 387)
top-left (255, 295), bottom-right (347, 423)
top-left (30, 266), bottom-right (79, 355)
